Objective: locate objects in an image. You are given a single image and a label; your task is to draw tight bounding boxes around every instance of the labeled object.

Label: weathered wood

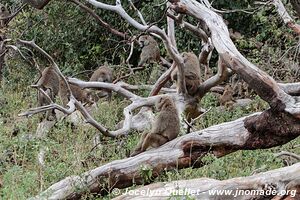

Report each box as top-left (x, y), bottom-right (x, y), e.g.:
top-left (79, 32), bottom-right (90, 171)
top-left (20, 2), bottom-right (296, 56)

top-left (30, 110), bottom-right (300, 199)
top-left (113, 163), bottom-right (300, 200)
top-left (273, 0), bottom-right (300, 35)
top-left (35, 120), bottom-right (56, 138)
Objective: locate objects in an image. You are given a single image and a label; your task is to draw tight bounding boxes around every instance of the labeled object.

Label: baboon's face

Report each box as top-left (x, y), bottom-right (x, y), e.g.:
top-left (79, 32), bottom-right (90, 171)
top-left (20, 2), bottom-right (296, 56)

top-left (156, 97), bottom-right (173, 111)
top-left (138, 36), bottom-right (150, 48)
top-left (182, 52), bottom-right (192, 62)
top-left (98, 72), bottom-right (111, 82)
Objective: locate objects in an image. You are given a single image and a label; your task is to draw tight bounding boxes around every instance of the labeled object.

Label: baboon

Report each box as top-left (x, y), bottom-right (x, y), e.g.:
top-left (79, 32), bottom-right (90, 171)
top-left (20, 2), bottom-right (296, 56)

top-left (35, 67), bottom-right (60, 100)
top-left (59, 79), bottom-right (93, 106)
top-left (0, 4), bottom-right (9, 28)
top-left (131, 96), bottom-right (180, 156)
top-left (89, 66), bottom-right (113, 101)
top-left (138, 35), bottom-right (160, 67)
top-left (35, 67), bottom-right (93, 120)
top-left (171, 52), bottom-right (201, 96)
top-left (34, 67), bottom-right (60, 120)
top-left (219, 85), bottom-right (235, 109)
top-left (171, 52), bottom-right (202, 129)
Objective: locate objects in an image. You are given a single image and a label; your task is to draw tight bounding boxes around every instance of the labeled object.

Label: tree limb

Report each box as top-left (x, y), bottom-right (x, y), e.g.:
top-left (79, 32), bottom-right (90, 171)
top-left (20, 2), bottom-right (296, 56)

top-left (69, 0), bottom-right (128, 39)
top-left (113, 163), bottom-right (300, 200)
top-left (273, 0), bottom-right (300, 35)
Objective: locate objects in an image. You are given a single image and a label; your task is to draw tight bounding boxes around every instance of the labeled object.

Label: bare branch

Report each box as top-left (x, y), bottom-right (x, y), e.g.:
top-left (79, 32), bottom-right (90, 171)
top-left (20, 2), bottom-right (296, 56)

top-left (167, 12), bottom-right (209, 43)
top-left (167, 2), bottom-right (177, 48)
top-left (149, 63), bottom-right (176, 96)
top-left (126, 37), bottom-right (136, 63)
top-left (19, 99), bottom-right (76, 117)
top-left (128, 0), bottom-right (147, 25)
top-left (73, 99), bottom-right (114, 137)
top-left (36, 87), bottom-right (53, 104)
top-left (273, 0), bottom-right (300, 35)
top-left (116, 81), bottom-right (176, 93)
top-left (197, 57), bottom-right (229, 97)
top-left (275, 151), bottom-right (300, 161)
top-left (69, 78), bottom-right (138, 99)
top-left (70, 0), bottom-right (128, 39)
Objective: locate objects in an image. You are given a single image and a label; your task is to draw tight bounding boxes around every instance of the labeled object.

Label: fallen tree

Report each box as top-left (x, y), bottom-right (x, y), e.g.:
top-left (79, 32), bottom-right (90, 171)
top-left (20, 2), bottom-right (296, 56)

top-left (113, 162), bottom-right (300, 200)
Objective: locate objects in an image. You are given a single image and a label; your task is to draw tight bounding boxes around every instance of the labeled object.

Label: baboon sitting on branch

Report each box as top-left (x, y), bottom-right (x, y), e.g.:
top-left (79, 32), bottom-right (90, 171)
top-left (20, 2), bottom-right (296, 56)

top-left (131, 96), bottom-right (180, 156)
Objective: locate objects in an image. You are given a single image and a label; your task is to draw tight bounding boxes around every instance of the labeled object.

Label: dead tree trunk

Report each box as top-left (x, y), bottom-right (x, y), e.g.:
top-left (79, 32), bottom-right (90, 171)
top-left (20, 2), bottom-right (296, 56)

top-left (113, 163), bottom-right (300, 200)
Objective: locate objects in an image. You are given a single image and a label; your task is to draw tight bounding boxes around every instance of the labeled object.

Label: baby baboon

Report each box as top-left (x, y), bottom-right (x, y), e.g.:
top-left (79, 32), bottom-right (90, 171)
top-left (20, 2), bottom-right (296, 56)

top-left (219, 85), bottom-right (235, 109)
top-left (171, 52), bottom-right (201, 96)
top-left (89, 66), bottom-right (113, 101)
top-left (138, 35), bottom-right (160, 67)
top-left (0, 4), bottom-right (9, 28)
top-left (35, 67), bottom-right (60, 120)
top-left (131, 96), bottom-right (180, 156)
top-left (59, 79), bottom-right (93, 106)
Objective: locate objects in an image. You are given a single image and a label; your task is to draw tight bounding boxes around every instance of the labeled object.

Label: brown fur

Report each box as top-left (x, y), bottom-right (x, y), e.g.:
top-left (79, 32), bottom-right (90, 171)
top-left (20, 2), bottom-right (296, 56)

top-left (219, 85), bottom-right (235, 109)
top-left (59, 80), bottom-right (93, 106)
top-left (35, 67), bottom-right (93, 119)
top-left (131, 96), bottom-right (180, 156)
top-left (89, 66), bottom-right (113, 101)
top-left (35, 67), bottom-right (60, 121)
top-left (171, 52), bottom-right (201, 96)
top-left (138, 35), bottom-right (160, 67)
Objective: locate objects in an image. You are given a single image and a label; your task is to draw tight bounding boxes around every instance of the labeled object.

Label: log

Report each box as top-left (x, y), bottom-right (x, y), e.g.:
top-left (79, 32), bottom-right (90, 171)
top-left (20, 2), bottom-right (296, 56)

top-left (113, 163), bottom-right (300, 200)
top-left (30, 109), bottom-right (300, 199)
